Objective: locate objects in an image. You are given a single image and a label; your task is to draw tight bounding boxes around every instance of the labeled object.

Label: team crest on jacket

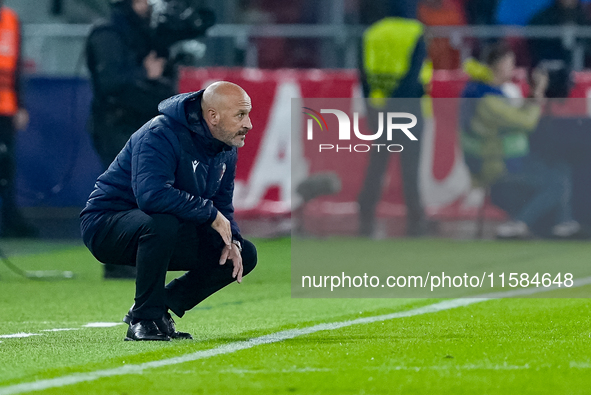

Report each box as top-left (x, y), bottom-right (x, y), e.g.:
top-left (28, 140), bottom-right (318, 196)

top-left (219, 163), bottom-right (226, 181)
top-left (192, 160), bottom-right (199, 172)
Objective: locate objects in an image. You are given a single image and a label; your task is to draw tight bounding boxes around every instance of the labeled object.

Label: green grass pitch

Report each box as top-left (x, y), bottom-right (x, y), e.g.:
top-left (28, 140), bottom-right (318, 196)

top-left (0, 238), bottom-right (590, 394)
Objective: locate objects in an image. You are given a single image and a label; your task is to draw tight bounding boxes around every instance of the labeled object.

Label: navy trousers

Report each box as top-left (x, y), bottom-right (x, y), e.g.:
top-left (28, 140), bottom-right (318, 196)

top-left (85, 210), bottom-right (257, 321)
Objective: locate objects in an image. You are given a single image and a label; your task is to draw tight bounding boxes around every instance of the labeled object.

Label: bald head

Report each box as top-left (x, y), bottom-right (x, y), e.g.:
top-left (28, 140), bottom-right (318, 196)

top-left (201, 81), bottom-right (252, 148)
top-left (202, 81), bottom-right (249, 111)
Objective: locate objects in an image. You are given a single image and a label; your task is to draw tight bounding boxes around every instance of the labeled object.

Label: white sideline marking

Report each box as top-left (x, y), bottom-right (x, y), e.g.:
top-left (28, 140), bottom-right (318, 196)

top-left (218, 364), bottom-right (534, 374)
top-left (0, 333), bottom-right (41, 339)
top-left (82, 323), bottom-right (123, 328)
top-left (1, 277), bottom-right (590, 395)
top-left (0, 323), bottom-right (122, 340)
top-left (220, 367), bottom-right (332, 374)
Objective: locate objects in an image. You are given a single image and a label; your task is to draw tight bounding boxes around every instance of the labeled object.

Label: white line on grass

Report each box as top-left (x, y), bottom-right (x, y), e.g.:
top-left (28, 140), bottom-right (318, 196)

top-left (217, 364), bottom-right (591, 374)
top-left (82, 323), bottom-right (123, 328)
top-left (216, 364), bottom-right (533, 374)
top-left (0, 333), bottom-right (41, 339)
top-left (219, 367), bottom-right (333, 374)
top-left (1, 277), bottom-right (590, 395)
top-left (0, 323), bottom-right (123, 340)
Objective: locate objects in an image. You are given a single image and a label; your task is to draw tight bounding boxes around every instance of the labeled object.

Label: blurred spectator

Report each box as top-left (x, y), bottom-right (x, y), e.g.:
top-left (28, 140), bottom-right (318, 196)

top-left (465, 0), bottom-right (498, 25)
top-left (0, 0), bottom-right (38, 238)
top-left (496, 0), bottom-right (591, 25)
top-left (528, 0), bottom-right (591, 68)
top-left (357, 12), bottom-right (430, 237)
top-left (464, 0), bottom-right (499, 67)
top-left (239, 0), bottom-right (275, 24)
top-left (239, 0), bottom-right (320, 68)
top-left (418, 0), bottom-right (466, 69)
top-left (460, 42), bottom-right (581, 238)
top-left (85, 0), bottom-right (176, 278)
top-left (495, 0), bottom-right (552, 26)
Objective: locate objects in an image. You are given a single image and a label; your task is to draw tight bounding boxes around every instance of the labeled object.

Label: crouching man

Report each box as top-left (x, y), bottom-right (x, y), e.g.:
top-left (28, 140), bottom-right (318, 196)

top-left (80, 81), bottom-right (257, 341)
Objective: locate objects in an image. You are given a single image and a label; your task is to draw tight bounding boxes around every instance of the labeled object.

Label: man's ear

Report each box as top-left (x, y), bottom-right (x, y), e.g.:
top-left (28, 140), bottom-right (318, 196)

top-left (207, 108), bottom-right (219, 126)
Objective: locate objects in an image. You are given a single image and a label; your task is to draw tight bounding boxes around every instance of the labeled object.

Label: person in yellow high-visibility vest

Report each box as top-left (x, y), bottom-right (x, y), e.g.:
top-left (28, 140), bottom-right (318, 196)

top-left (358, 10), bottom-right (431, 237)
top-left (0, 0), bottom-right (37, 238)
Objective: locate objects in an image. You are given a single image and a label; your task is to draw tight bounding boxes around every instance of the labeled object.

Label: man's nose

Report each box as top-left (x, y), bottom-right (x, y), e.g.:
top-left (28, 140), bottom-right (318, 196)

top-left (243, 116), bottom-right (253, 130)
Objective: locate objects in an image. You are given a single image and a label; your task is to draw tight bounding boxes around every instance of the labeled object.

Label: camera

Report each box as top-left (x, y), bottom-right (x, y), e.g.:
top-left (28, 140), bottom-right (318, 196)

top-left (150, 0), bottom-right (216, 53)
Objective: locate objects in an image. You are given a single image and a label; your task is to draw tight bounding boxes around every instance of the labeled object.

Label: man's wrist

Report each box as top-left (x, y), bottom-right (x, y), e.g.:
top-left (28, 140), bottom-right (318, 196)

top-left (231, 239), bottom-right (242, 252)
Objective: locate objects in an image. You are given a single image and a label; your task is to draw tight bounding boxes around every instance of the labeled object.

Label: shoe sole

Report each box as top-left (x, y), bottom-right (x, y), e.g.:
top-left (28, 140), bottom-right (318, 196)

top-left (124, 336), bottom-right (171, 341)
top-left (175, 336), bottom-right (193, 340)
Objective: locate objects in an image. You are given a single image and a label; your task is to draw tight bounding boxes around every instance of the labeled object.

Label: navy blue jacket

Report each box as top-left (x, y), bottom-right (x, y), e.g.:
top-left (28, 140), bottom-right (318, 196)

top-left (80, 90), bottom-right (242, 246)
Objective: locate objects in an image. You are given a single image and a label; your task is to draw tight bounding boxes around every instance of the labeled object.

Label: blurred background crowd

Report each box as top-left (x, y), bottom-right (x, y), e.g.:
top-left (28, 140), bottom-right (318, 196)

top-left (10, 0), bottom-right (591, 72)
top-left (2, 0), bottom-right (591, 245)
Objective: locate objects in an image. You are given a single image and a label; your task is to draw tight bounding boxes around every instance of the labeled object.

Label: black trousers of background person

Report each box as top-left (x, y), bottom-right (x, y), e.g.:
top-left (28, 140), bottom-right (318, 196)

top-left (357, 100), bottom-right (425, 236)
top-left (85, 209), bottom-right (257, 321)
top-left (0, 116), bottom-right (17, 220)
top-left (0, 115), bottom-right (34, 235)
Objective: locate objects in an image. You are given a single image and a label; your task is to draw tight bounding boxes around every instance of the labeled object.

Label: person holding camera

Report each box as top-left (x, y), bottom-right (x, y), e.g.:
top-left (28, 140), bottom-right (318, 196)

top-left (460, 42), bottom-right (581, 239)
top-left (86, 0), bottom-right (176, 278)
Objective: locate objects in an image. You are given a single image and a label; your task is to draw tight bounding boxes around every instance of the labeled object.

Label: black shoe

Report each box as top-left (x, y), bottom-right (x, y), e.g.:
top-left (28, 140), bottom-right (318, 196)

top-left (123, 307), bottom-right (192, 340)
top-left (159, 312), bottom-right (193, 340)
top-left (124, 320), bottom-right (171, 341)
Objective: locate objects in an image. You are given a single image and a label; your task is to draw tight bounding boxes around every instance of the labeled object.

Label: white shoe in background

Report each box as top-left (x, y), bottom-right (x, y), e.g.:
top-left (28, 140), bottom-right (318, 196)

top-left (552, 221), bottom-right (581, 238)
top-left (496, 220), bottom-right (529, 239)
